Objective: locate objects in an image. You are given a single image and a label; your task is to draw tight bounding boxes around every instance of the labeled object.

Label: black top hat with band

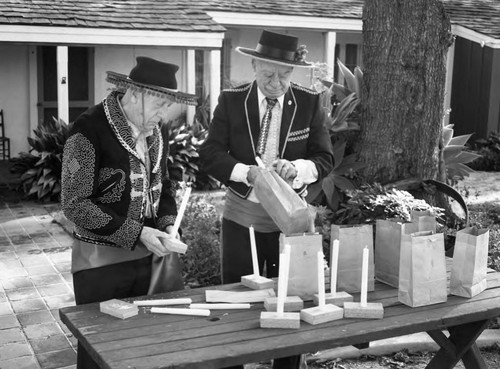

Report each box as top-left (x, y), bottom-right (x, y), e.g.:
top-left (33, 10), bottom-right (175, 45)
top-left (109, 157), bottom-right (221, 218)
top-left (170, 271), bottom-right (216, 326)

top-left (106, 57), bottom-right (198, 106)
top-left (236, 30), bottom-right (311, 68)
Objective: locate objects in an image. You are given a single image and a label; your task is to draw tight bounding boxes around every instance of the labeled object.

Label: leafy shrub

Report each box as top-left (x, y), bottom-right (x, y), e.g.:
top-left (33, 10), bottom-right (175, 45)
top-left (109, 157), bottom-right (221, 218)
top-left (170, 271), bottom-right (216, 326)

top-left (467, 131), bottom-right (500, 172)
top-left (178, 192), bottom-right (222, 287)
top-left (10, 118), bottom-right (69, 202)
top-left (313, 183), bottom-right (445, 263)
top-left (332, 183), bottom-right (444, 225)
top-left (468, 202), bottom-right (500, 272)
top-left (166, 119), bottom-right (220, 191)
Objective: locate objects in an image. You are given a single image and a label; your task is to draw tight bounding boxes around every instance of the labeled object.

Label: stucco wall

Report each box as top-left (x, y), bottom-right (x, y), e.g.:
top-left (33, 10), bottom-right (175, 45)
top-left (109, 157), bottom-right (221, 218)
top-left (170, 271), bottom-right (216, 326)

top-left (0, 45), bottom-right (31, 156)
top-left (94, 46), bottom-right (187, 119)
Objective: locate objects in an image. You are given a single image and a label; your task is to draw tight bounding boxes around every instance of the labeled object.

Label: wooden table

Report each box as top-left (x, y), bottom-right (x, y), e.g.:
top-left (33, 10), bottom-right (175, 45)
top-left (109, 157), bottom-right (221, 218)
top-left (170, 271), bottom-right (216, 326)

top-left (60, 268), bottom-right (500, 369)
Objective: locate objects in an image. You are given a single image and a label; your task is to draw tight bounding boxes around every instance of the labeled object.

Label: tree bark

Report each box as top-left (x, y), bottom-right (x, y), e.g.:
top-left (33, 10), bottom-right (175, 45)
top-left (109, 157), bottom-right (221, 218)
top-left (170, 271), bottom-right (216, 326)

top-left (359, 0), bottom-right (453, 185)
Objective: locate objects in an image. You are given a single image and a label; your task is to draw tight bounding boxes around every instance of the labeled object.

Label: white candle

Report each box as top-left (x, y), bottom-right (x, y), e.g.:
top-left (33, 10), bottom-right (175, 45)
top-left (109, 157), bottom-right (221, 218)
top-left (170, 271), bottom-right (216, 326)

top-left (317, 251), bottom-right (325, 306)
top-left (171, 185), bottom-right (192, 238)
top-left (330, 239), bottom-right (339, 295)
top-left (134, 298), bottom-right (192, 306)
top-left (150, 307), bottom-right (210, 317)
top-left (189, 303), bottom-right (250, 310)
top-left (360, 246), bottom-right (369, 306)
top-left (276, 252), bottom-right (287, 315)
top-left (282, 244), bottom-right (291, 300)
top-left (249, 225), bottom-right (259, 276)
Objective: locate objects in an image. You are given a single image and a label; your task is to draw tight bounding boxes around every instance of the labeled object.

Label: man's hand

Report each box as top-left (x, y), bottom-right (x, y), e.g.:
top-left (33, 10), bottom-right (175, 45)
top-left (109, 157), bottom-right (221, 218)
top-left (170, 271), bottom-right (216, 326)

top-left (272, 159), bottom-right (297, 182)
top-left (140, 226), bottom-right (171, 257)
top-left (247, 165), bottom-right (265, 185)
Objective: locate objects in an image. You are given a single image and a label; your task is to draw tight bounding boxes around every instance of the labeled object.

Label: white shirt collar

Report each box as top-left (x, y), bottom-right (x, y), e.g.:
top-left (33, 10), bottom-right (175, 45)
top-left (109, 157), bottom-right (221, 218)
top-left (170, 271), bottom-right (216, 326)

top-left (257, 88), bottom-right (285, 109)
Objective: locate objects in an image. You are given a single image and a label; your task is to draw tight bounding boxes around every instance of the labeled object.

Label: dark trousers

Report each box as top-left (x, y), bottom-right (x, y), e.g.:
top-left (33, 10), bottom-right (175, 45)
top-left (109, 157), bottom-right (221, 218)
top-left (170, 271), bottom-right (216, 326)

top-left (221, 218), bottom-right (301, 369)
top-left (73, 256), bottom-right (152, 369)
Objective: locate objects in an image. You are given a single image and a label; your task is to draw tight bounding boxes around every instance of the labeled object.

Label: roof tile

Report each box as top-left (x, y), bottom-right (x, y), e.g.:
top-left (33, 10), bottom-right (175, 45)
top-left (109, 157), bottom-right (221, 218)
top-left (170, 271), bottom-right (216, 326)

top-left (0, 1), bottom-right (498, 40)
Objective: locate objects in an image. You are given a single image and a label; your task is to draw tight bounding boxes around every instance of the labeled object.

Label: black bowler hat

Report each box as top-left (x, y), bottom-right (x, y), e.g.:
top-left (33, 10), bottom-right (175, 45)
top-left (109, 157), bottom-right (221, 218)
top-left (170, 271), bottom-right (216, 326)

top-left (106, 56), bottom-right (198, 106)
top-left (236, 30), bottom-right (311, 68)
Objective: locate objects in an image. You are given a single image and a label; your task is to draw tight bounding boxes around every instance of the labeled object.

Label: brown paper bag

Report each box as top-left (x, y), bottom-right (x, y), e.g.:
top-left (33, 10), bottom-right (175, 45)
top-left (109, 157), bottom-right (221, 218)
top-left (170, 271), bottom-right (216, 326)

top-left (253, 169), bottom-right (310, 235)
top-left (398, 231), bottom-right (447, 307)
top-left (375, 215), bottom-right (436, 288)
top-left (375, 220), bottom-right (418, 288)
top-left (280, 233), bottom-right (322, 300)
top-left (450, 227), bottom-right (490, 298)
top-left (331, 224), bottom-right (374, 293)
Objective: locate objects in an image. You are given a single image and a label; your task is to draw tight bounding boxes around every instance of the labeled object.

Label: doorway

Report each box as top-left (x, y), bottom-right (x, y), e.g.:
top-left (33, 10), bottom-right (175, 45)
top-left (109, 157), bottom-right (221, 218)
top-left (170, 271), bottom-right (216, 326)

top-left (37, 46), bottom-right (94, 125)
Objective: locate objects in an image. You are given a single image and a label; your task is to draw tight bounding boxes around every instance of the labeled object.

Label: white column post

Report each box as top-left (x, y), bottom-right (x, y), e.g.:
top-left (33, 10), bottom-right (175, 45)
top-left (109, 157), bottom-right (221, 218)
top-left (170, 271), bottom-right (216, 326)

top-left (57, 46), bottom-right (69, 124)
top-left (186, 49), bottom-right (196, 125)
top-left (324, 31), bottom-right (337, 77)
top-left (209, 49), bottom-right (221, 120)
top-left (28, 46), bottom-right (38, 133)
top-left (443, 41), bottom-right (455, 126)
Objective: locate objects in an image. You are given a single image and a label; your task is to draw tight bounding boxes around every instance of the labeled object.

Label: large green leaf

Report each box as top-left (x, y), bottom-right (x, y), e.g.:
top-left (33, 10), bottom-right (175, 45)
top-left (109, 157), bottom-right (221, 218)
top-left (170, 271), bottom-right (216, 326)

top-left (337, 59), bottom-right (358, 95)
top-left (332, 174), bottom-right (356, 191)
top-left (442, 126), bottom-right (454, 147)
top-left (447, 151), bottom-right (482, 165)
top-left (449, 134), bottom-right (473, 147)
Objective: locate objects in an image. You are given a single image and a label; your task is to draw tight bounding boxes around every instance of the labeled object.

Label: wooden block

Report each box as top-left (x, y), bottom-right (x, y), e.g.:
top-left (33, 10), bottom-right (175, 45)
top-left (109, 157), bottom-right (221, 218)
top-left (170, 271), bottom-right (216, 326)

top-left (205, 288), bottom-right (275, 303)
top-left (313, 291), bottom-right (353, 306)
top-left (260, 311), bottom-right (300, 329)
top-left (300, 304), bottom-right (344, 325)
top-left (100, 299), bottom-right (138, 319)
top-left (343, 302), bottom-right (384, 319)
top-left (264, 296), bottom-right (304, 312)
top-left (241, 274), bottom-right (275, 290)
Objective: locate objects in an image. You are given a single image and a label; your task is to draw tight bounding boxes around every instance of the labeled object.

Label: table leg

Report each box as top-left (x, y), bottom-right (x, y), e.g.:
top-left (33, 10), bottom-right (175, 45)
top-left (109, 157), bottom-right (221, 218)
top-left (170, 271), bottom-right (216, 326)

top-left (426, 319), bottom-right (490, 369)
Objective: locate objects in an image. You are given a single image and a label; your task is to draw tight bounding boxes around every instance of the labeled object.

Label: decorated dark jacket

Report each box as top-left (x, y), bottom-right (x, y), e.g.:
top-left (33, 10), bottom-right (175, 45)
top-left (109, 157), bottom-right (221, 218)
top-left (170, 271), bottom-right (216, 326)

top-left (199, 81), bottom-right (334, 198)
top-left (61, 91), bottom-right (177, 250)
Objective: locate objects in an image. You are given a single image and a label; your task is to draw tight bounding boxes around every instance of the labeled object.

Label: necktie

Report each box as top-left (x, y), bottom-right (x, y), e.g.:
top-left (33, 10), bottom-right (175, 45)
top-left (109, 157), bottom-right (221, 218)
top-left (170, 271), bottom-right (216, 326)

top-left (256, 98), bottom-right (278, 165)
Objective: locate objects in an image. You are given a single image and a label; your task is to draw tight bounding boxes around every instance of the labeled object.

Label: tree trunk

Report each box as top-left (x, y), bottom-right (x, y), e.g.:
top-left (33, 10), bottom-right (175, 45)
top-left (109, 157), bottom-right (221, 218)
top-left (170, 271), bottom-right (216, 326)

top-left (359, 0), bottom-right (453, 185)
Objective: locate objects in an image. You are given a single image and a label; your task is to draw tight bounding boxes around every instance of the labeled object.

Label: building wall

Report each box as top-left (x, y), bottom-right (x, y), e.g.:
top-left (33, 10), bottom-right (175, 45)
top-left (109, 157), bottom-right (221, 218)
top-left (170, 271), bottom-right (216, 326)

top-left (488, 48), bottom-right (500, 134)
top-left (450, 37), bottom-right (494, 139)
top-left (0, 45), bottom-right (31, 156)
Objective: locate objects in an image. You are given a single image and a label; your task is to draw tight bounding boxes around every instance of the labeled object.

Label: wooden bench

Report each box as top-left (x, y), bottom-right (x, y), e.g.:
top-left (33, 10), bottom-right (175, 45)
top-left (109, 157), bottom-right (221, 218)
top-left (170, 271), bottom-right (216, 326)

top-left (60, 267), bottom-right (500, 369)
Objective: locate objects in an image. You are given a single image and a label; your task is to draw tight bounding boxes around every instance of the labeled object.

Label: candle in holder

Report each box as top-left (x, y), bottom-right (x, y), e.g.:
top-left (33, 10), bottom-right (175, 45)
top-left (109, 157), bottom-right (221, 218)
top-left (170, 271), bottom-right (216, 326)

top-left (315, 239), bottom-right (352, 306)
top-left (360, 246), bottom-right (369, 306)
top-left (241, 225), bottom-right (274, 289)
top-left (300, 250), bottom-right (344, 325)
top-left (344, 245), bottom-right (384, 319)
top-left (250, 225), bottom-right (259, 276)
top-left (331, 239), bottom-right (339, 295)
top-left (160, 185), bottom-right (191, 254)
top-left (260, 244), bottom-right (300, 328)
top-left (317, 251), bottom-right (326, 306)
top-left (171, 185), bottom-right (191, 238)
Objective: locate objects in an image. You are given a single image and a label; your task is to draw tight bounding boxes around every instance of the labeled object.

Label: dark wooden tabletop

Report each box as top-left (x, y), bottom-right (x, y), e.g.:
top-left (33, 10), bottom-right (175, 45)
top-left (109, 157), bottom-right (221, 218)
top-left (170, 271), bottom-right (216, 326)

top-left (60, 268), bottom-right (500, 369)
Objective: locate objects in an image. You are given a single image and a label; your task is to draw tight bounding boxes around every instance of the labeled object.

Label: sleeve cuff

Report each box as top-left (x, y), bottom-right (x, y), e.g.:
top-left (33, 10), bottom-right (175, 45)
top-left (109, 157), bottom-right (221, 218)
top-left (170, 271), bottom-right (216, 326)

top-left (229, 163), bottom-right (251, 186)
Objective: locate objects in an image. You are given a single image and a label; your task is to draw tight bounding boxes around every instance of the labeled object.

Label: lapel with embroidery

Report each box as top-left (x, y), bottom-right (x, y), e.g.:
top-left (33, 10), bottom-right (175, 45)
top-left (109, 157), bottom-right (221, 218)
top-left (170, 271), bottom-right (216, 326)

top-left (279, 88), bottom-right (297, 158)
top-left (244, 82), bottom-right (261, 158)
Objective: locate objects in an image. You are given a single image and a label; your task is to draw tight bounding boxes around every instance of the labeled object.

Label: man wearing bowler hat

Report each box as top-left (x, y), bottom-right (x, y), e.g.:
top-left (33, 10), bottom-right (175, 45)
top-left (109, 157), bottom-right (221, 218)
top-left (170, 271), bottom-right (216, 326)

top-left (61, 57), bottom-right (197, 369)
top-left (200, 30), bottom-right (334, 369)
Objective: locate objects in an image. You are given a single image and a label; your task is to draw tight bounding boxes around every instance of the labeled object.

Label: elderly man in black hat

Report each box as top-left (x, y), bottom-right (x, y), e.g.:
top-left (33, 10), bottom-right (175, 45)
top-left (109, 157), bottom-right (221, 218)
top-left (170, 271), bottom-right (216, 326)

top-left (61, 56), bottom-right (197, 369)
top-left (200, 30), bottom-right (334, 369)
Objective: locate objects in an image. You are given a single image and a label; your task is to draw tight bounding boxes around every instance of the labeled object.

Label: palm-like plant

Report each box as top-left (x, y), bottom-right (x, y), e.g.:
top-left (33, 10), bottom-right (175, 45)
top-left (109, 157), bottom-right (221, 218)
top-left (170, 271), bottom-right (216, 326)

top-left (11, 117), bottom-right (69, 201)
top-left (442, 123), bottom-right (481, 183)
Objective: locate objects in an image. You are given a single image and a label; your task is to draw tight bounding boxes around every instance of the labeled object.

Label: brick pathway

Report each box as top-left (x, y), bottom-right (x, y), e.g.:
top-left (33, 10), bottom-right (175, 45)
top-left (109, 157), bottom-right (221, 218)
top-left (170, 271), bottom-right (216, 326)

top-left (0, 201), bottom-right (77, 369)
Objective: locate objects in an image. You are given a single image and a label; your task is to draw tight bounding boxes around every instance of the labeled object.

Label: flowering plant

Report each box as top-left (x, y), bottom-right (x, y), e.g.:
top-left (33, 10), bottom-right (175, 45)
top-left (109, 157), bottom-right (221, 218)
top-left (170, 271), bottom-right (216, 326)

top-left (294, 45), bottom-right (308, 62)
